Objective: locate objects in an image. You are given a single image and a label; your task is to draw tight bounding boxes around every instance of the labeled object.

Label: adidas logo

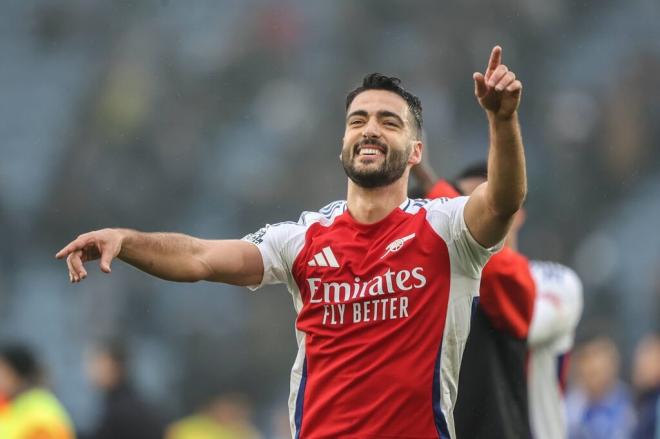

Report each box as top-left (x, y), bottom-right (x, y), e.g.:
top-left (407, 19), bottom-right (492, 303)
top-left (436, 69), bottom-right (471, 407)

top-left (308, 246), bottom-right (339, 268)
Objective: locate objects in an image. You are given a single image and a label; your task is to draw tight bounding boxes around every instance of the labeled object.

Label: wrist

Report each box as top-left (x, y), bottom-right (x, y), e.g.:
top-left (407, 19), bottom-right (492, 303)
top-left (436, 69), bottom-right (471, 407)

top-left (486, 110), bottom-right (518, 122)
top-left (487, 111), bottom-right (518, 124)
top-left (114, 228), bottom-right (132, 256)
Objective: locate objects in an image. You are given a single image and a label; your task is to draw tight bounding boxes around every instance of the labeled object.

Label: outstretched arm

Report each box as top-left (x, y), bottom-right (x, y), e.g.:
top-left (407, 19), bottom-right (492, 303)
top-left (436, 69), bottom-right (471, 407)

top-left (464, 46), bottom-right (527, 248)
top-left (55, 229), bottom-right (264, 285)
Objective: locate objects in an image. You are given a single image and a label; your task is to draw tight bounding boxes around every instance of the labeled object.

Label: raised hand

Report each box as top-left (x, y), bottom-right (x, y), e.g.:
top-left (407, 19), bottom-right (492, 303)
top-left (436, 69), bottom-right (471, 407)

top-left (473, 46), bottom-right (522, 119)
top-left (55, 229), bottom-right (124, 283)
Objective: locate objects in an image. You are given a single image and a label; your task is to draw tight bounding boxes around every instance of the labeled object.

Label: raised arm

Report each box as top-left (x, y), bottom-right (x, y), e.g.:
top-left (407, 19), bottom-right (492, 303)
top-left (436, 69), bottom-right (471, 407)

top-left (55, 228), bottom-right (264, 286)
top-left (464, 46), bottom-right (527, 248)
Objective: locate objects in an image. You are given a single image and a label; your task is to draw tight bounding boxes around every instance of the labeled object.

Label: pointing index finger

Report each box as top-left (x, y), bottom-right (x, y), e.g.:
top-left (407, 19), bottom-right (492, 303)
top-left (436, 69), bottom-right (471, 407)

top-left (486, 45), bottom-right (502, 75)
top-left (55, 237), bottom-right (88, 259)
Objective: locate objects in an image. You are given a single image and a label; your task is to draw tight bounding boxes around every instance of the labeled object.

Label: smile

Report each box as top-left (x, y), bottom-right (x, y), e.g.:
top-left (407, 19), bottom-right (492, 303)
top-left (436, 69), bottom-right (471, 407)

top-left (356, 143), bottom-right (387, 157)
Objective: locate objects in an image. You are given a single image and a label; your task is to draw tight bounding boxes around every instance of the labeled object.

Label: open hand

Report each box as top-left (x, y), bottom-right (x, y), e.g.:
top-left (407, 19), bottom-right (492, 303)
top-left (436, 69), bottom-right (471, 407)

top-left (473, 46), bottom-right (522, 119)
top-left (55, 229), bottom-right (123, 283)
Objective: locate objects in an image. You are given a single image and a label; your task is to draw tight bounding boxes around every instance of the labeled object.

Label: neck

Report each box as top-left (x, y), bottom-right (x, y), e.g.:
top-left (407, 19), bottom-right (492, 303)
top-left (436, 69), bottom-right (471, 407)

top-left (346, 173), bottom-right (409, 224)
top-left (504, 232), bottom-right (518, 251)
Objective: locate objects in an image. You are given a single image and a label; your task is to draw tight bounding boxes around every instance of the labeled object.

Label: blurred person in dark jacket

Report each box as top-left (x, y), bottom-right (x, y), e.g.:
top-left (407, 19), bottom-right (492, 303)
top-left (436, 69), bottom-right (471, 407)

top-left (0, 343), bottom-right (75, 439)
top-left (82, 338), bottom-right (165, 439)
top-left (632, 333), bottom-right (660, 439)
top-left (413, 161), bottom-right (536, 438)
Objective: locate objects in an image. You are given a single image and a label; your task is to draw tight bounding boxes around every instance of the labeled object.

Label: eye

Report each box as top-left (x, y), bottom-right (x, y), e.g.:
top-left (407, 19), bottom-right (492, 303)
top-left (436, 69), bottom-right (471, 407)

top-left (384, 120), bottom-right (399, 128)
top-left (349, 119), bottom-right (364, 126)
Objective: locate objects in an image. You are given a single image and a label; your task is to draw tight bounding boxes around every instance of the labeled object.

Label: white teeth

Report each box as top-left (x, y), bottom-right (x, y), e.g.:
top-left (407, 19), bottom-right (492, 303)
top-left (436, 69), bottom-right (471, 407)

top-left (360, 148), bottom-right (381, 155)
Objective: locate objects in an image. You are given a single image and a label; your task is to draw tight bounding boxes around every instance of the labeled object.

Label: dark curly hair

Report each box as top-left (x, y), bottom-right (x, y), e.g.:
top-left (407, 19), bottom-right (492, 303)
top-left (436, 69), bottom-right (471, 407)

top-left (345, 73), bottom-right (423, 138)
top-left (0, 343), bottom-right (41, 385)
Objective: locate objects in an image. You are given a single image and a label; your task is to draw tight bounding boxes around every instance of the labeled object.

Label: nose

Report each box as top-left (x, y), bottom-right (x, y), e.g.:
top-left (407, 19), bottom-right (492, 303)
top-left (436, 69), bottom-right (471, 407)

top-left (361, 117), bottom-right (381, 139)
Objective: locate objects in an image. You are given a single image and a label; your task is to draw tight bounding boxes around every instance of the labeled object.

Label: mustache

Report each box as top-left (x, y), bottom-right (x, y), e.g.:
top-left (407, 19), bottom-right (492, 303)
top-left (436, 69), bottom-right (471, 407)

top-left (353, 138), bottom-right (389, 152)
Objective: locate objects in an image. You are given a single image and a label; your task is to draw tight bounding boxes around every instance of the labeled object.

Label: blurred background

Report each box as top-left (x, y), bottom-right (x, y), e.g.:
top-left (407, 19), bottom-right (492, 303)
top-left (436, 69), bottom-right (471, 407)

top-left (1, 0), bottom-right (659, 437)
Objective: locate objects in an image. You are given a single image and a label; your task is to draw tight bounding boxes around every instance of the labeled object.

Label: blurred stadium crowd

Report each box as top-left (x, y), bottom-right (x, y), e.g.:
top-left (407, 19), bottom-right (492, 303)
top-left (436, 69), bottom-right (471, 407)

top-left (1, 0), bottom-right (659, 438)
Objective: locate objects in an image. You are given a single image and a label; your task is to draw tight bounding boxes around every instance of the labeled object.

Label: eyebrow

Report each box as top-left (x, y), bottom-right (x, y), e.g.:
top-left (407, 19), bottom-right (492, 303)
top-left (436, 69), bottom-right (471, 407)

top-left (346, 110), bottom-right (405, 125)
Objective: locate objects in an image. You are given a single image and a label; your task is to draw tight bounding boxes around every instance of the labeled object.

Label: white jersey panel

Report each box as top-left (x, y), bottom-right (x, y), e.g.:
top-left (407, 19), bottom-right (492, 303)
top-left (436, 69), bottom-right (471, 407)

top-left (528, 261), bottom-right (584, 439)
top-left (439, 277), bottom-right (481, 438)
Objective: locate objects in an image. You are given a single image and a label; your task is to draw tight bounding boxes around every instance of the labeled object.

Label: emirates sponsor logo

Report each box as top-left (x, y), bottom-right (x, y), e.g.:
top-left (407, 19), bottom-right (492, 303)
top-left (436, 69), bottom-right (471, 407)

top-left (307, 267), bottom-right (426, 304)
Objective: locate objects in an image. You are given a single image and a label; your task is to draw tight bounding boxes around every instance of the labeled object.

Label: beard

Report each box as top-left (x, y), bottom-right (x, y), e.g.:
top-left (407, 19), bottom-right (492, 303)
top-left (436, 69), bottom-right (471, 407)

top-left (341, 139), bottom-right (411, 189)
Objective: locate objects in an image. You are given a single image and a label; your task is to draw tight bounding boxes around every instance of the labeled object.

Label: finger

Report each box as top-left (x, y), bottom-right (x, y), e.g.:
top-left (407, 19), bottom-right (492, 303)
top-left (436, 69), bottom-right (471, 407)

top-left (495, 71), bottom-right (516, 92)
top-left (485, 46), bottom-right (502, 79)
top-left (473, 72), bottom-right (488, 98)
top-left (99, 246), bottom-right (115, 274)
top-left (66, 254), bottom-right (78, 282)
top-left (67, 252), bottom-right (85, 282)
top-left (56, 235), bottom-right (90, 259)
top-left (71, 251), bottom-right (88, 279)
top-left (506, 80), bottom-right (522, 93)
top-left (488, 65), bottom-right (509, 88)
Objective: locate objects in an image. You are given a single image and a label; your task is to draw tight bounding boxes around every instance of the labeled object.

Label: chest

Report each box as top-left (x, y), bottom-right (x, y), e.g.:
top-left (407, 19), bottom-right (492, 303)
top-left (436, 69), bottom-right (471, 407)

top-left (292, 214), bottom-right (452, 330)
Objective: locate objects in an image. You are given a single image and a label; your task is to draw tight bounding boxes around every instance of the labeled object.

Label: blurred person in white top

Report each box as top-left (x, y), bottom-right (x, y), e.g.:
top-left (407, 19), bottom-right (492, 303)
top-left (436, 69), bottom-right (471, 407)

top-left (528, 261), bottom-right (583, 439)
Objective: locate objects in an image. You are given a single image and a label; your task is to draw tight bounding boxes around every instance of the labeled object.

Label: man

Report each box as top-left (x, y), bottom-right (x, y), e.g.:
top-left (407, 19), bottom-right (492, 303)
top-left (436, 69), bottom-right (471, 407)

top-left (415, 163), bottom-right (536, 438)
top-left (81, 339), bottom-right (165, 439)
top-left (56, 46), bottom-right (526, 438)
top-left (0, 343), bottom-right (75, 439)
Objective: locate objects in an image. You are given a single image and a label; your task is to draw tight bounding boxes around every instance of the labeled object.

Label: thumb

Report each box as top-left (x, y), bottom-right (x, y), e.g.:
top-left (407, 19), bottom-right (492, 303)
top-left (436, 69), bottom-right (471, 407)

top-left (473, 72), bottom-right (487, 98)
top-left (99, 247), bottom-right (114, 273)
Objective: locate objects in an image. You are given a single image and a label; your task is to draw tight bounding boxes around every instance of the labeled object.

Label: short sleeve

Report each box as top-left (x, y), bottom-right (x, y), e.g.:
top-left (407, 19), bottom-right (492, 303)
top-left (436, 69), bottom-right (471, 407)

top-left (425, 196), bottom-right (503, 279)
top-left (241, 221), bottom-right (307, 291)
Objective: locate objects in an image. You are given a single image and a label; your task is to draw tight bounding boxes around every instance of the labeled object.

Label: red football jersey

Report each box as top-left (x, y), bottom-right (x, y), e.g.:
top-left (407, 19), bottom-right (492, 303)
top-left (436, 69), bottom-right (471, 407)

top-left (243, 197), bottom-right (499, 438)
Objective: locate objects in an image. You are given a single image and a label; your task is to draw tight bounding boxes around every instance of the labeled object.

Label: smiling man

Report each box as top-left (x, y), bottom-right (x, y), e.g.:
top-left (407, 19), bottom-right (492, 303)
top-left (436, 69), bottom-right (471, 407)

top-left (56, 46), bottom-right (526, 439)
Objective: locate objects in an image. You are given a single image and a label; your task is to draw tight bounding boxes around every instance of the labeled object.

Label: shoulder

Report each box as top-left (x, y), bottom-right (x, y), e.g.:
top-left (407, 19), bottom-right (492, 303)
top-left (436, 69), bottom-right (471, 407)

top-left (530, 261), bottom-right (583, 296)
top-left (303, 200), bottom-right (347, 225)
top-left (14, 389), bottom-right (71, 423)
top-left (243, 200), bottom-right (347, 247)
top-left (402, 196), bottom-right (467, 215)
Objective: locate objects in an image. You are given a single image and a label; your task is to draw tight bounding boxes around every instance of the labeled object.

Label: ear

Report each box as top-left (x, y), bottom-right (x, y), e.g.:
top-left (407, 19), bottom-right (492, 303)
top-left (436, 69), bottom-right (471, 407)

top-left (408, 140), bottom-right (423, 166)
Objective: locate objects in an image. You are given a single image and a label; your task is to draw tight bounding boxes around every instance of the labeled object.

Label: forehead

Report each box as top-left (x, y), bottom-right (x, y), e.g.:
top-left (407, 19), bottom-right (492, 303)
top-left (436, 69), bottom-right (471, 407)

top-left (347, 89), bottom-right (410, 120)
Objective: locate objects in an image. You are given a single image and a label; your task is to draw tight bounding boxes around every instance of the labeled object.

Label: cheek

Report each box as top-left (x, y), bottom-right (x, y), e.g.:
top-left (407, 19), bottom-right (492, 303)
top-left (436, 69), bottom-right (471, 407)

top-left (343, 130), bottom-right (357, 144)
top-left (341, 136), bottom-right (356, 153)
